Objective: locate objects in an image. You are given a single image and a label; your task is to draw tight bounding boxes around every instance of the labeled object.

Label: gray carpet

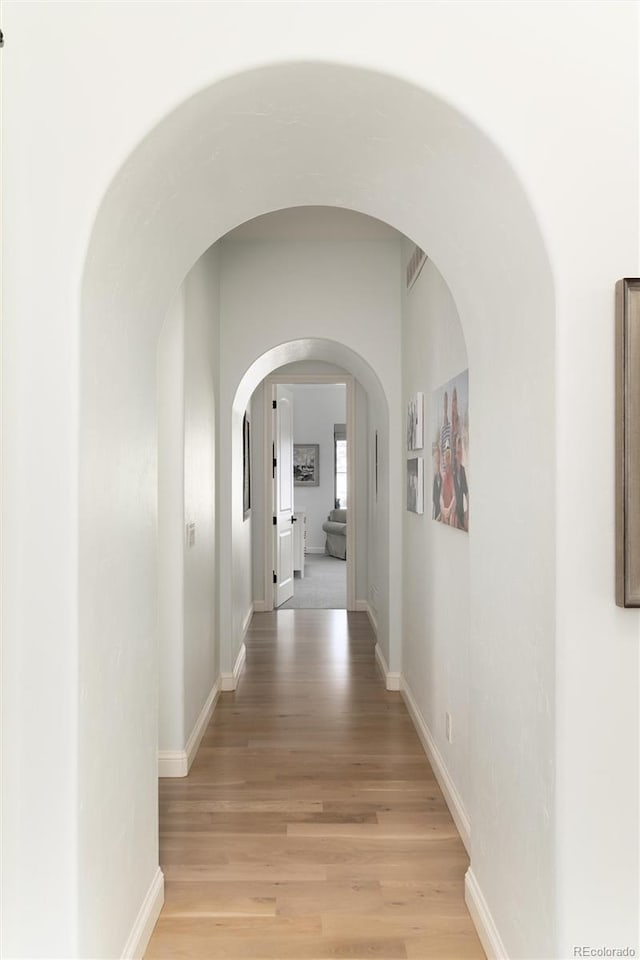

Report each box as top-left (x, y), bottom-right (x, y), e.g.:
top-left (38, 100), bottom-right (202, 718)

top-left (280, 554), bottom-right (346, 609)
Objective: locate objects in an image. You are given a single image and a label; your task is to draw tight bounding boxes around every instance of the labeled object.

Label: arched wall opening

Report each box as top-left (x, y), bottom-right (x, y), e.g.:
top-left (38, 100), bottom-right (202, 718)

top-left (231, 338), bottom-right (391, 644)
top-left (78, 62), bottom-right (555, 959)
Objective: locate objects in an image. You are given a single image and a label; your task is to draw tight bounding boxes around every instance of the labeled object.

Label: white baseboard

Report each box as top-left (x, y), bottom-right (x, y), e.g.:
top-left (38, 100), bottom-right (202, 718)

top-left (374, 642), bottom-right (401, 691)
top-left (465, 868), bottom-right (509, 959)
top-left (184, 679), bottom-right (220, 769)
top-left (220, 607), bottom-right (250, 693)
top-left (158, 678), bottom-right (221, 778)
top-left (242, 604), bottom-right (254, 636)
top-left (219, 606), bottom-right (251, 691)
top-left (121, 866), bottom-right (164, 959)
top-left (157, 749), bottom-right (188, 778)
top-left (305, 546), bottom-right (325, 554)
top-left (221, 642), bottom-right (246, 691)
top-left (364, 601), bottom-right (378, 636)
top-left (401, 677), bottom-right (471, 853)
top-left (354, 599), bottom-right (368, 612)
top-left (374, 642), bottom-right (387, 680)
top-left (252, 599), bottom-right (267, 612)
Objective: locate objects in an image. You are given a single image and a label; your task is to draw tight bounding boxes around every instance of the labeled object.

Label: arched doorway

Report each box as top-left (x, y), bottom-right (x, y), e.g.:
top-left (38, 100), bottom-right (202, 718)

top-left (230, 336), bottom-right (392, 682)
top-left (76, 62), bottom-right (554, 958)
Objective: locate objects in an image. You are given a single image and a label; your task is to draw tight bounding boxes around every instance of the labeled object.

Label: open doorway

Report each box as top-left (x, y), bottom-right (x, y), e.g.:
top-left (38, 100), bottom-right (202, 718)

top-left (278, 381), bottom-right (347, 609)
top-left (263, 373), bottom-right (356, 611)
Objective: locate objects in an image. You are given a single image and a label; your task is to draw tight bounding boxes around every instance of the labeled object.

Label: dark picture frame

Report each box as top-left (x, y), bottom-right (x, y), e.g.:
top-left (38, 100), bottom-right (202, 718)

top-left (294, 443), bottom-right (319, 486)
top-left (406, 391), bottom-right (424, 451)
top-left (374, 429), bottom-right (379, 502)
top-left (406, 456), bottom-right (424, 514)
top-left (616, 279), bottom-right (640, 605)
top-left (242, 413), bottom-right (251, 519)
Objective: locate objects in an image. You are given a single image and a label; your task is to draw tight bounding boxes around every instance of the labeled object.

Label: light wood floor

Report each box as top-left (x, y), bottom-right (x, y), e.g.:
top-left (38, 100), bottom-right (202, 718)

top-left (145, 610), bottom-right (485, 960)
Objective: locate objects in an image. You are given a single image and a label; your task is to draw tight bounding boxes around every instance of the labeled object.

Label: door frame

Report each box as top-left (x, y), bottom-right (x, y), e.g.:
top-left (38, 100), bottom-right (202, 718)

top-left (263, 374), bottom-right (356, 611)
top-left (273, 385), bottom-right (295, 607)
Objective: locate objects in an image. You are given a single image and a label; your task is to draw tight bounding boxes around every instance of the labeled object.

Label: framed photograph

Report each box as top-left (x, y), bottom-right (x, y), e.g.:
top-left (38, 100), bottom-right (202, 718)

top-left (616, 279), bottom-right (640, 605)
top-left (407, 392), bottom-right (424, 450)
top-left (294, 443), bottom-right (319, 486)
top-left (406, 457), bottom-right (424, 514)
top-left (432, 369), bottom-right (469, 532)
top-left (242, 413), bottom-right (251, 519)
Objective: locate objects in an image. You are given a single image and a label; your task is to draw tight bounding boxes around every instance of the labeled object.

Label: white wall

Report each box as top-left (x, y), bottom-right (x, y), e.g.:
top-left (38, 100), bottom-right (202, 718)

top-left (3, 4), bottom-right (638, 959)
top-left (158, 249), bottom-right (220, 755)
top-left (76, 243), bottom-right (221, 955)
top-left (157, 288), bottom-right (186, 751)
top-left (183, 248), bottom-right (220, 734)
top-left (401, 254), bottom-right (471, 819)
top-left (291, 384), bottom-right (346, 551)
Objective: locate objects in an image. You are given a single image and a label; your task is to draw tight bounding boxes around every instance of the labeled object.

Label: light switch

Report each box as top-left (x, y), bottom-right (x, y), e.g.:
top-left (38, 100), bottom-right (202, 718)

top-left (445, 712), bottom-right (453, 743)
top-left (186, 522), bottom-right (196, 548)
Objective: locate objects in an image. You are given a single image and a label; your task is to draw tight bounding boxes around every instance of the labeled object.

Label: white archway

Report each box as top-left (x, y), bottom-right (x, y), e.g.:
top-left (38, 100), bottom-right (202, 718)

top-left (78, 62), bottom-right (555, 958)
top-left (230, 337), bottom-right (391, 657)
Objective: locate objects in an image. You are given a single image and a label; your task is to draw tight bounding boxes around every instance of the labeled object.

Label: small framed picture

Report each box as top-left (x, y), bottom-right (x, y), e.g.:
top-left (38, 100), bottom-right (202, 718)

top-left (407, 392), bottom-right (424, 450)
top-left (432, 369), bottom-right (469, 532)
top-left (294, 443), bottom-right (319, 486)
top-left (406, 457), bottom-right (424, 514)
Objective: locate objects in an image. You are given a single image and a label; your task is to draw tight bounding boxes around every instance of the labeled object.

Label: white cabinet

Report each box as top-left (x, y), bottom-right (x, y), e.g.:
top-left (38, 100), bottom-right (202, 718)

top-left (293, 511), bottom-right (306, 578)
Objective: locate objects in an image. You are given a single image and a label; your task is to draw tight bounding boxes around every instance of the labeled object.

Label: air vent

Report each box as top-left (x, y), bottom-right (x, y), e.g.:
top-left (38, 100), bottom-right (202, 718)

top-left (406, 245), bottom-right (427, 290)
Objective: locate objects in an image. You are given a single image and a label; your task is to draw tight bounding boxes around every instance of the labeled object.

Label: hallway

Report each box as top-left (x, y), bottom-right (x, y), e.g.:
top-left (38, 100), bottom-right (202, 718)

top-left (146, 611), bottom-right (485, 959)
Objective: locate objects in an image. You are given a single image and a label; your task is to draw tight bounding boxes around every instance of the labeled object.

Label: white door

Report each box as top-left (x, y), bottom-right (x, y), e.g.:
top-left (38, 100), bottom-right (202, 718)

top-left (274, 386), bottom-right (294, 607)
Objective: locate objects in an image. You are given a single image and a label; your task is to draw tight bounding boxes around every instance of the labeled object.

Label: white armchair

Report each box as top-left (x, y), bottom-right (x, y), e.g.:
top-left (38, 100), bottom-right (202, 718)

top-left (322, 509), bottom-right (346, 559)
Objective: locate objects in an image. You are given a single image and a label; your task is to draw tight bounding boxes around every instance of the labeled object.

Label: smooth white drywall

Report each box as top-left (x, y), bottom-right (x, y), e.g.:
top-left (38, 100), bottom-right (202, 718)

top-left (158, 249), bottom-right (220, 754)
top-left (183, 247), bottom-right (220, 735)
top-left (78, 243), bottom-right (221, 955)
top-left (291, 384), bottom-right (346, 550)
top-left (157, 287), bottom-right (186, 751)
top-left (3, 4), bottom-right (638, 958)
top-left (401, 253), bottom-right (471, 819)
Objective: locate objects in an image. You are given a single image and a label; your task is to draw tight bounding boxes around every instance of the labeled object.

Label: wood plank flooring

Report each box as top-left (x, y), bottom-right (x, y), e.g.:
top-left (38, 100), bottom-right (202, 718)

top-left (145, 610), bottom-right (485, 960)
